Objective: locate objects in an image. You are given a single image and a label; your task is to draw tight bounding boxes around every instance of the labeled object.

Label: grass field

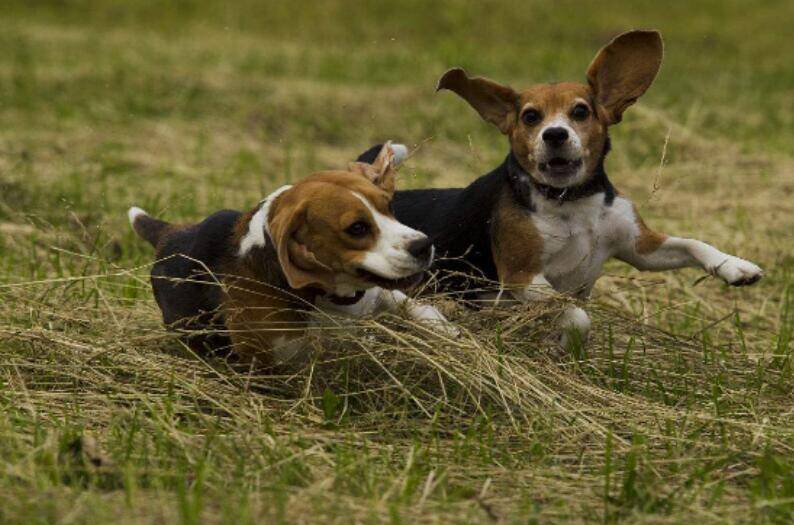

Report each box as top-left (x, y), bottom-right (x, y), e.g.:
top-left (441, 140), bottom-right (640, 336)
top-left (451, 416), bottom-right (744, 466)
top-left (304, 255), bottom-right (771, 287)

top-left (1, 1), bottom-right (792, 523)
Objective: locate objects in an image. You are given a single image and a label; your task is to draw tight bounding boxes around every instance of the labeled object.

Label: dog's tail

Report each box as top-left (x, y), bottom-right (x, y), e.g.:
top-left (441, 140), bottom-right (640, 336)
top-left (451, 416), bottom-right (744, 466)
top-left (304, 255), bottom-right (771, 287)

top-left (128, 207), bottom-right (170, 248)
top-left (356, 143), bottom-right (408, 166)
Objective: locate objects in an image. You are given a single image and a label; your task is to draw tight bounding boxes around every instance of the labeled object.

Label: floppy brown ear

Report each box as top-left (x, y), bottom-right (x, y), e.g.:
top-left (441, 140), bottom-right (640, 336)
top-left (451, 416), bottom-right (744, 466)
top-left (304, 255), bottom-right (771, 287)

top-left (586, 30), bottom-right (663, 124)
top-left (348, 140), bottom-right (397, 194)
top-left (268, 197), bottom-right (336, 291)
top-left (436, 68), bottom-right (519, 134)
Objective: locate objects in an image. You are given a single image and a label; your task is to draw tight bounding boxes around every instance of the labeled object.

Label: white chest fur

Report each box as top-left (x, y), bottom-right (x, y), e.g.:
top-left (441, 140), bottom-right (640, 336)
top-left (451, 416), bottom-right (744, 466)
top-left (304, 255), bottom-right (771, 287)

top-left (531, 193), bottom-right (637, 296)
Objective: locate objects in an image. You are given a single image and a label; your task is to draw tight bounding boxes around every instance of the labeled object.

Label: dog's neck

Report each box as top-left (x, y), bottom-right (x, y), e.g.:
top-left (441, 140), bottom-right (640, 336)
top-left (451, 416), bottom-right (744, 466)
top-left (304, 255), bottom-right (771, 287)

top-left (324, 290), bottom-right (366, 305)
top-left (505, 139), bottom-right (615, 210)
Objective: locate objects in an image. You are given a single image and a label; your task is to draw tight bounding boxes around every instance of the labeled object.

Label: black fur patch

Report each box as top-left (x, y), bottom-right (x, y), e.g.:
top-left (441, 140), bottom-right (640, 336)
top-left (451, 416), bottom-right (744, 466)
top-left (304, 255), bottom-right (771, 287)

top-left (357, 141), bottom-right (616, 297)
top-left (149, 210), bottom-right (241, 354)
top-left (142, 208), bottom-right (354, 353)
top-left (356, 144), bottom-right (383, 164)
top-left (358, 145), bottom-right (511, 296)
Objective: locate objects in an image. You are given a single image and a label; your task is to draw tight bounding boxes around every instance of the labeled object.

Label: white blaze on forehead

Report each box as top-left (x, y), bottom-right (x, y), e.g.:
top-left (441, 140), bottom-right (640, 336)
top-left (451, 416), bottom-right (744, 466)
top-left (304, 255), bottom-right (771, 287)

top-left (351, 191), bottom-right (430, 279)
top-left (238, 185), bottom-right (293, 257)
top-left (531, 106), bottom-right (589, 188)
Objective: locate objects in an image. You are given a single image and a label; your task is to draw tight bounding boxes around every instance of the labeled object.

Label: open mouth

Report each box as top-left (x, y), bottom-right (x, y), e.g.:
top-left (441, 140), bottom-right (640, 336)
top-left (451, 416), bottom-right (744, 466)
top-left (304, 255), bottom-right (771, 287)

top-left (355, 268), bottom-right (425, 290)
top-left (539, 157), bottom-right (583, 176)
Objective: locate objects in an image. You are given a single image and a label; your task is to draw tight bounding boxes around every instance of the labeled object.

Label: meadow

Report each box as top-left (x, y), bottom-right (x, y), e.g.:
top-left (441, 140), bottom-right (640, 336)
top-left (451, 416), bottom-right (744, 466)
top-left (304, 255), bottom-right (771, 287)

top-left (0, 1), bottom-right (792, 523)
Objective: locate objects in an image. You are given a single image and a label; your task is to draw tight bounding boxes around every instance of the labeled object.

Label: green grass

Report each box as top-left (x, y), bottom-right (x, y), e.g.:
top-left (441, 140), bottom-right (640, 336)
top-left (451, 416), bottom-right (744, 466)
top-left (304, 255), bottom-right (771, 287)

top-left (1, 1), bottom-right (792, 523)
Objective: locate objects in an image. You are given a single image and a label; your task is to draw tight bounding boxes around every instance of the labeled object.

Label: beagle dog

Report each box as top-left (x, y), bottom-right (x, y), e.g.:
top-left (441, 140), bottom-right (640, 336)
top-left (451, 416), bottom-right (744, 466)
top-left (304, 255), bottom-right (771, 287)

top-left (358, 30), bottom-right (763, 346)
top-left (129, 143), bottom-right (452, 364)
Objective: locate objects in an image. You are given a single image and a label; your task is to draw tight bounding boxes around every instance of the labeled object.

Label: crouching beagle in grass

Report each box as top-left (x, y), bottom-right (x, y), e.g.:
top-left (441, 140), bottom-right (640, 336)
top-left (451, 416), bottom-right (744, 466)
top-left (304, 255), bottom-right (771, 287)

top-left (358, 30), bottom-right (763, 348)
top-left (128, 143), bottom-right (455, 366)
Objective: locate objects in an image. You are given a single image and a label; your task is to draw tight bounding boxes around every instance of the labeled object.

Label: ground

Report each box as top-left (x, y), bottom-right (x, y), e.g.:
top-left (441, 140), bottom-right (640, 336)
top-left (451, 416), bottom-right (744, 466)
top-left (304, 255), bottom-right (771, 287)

top-left (0, 1), bottom-right (792, 523)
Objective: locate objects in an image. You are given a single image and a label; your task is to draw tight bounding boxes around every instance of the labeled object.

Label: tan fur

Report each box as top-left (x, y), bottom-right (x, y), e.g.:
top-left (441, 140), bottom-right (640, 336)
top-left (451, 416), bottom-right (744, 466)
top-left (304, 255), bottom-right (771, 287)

top-left (229, 206), bottom-right (316, 363)
top-left (232, 208), bottom-right (257, 247)
top-left (223, 154), bottom-right (407, 359)
top-left (632, 205), bottom-right (668, 255)
top-left (586, 30), bottom-right (664, 124)
top-left (268, 171), bottom-right (395, 290)
top-left (348, 139), bottom-right (397, 193)
top-left (222, 267), bottom-right (310, 367)
top-left (436, 69), bottom-right (519, 133)
top-left (436, 30), bottom-right (666, 292)
top-left (133, 144), bottom-right (448, 362)
top-left (509, 83), bottom-right (608, 180)
top-left (490, 187), bottom-right (544, 287)
top-left (436, 30), bottom-right (663, 187)
top-left (431, 30), bottom-right (762, 346)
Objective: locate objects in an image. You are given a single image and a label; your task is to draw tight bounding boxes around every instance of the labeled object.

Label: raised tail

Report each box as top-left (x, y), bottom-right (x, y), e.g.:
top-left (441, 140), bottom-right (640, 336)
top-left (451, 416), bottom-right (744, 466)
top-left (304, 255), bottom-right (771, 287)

top-left (356, 143), bottom-right (408, 166)
top-left (128, 207), bottom-right (171, 248)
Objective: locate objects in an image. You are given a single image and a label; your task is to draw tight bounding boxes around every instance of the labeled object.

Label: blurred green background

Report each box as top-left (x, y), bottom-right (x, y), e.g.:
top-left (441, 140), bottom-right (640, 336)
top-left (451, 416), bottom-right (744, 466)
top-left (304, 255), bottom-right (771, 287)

top-left (0, 2), bottom-right (792, 524)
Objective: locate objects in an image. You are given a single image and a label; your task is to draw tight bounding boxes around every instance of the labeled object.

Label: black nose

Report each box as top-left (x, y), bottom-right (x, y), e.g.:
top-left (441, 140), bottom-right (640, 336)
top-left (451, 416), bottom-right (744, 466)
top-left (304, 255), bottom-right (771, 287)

top-left (407, 237), bottom-right (433, 260)
top-left (542, 127), bottom-right (569, 147)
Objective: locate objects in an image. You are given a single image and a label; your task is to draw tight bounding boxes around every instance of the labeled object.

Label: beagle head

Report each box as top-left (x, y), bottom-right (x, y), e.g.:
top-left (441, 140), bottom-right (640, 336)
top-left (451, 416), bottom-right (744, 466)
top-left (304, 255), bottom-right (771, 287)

top-left (437, 30), bottom-right (663, 189)
top-left (240, 143), bottom-right (433, 296)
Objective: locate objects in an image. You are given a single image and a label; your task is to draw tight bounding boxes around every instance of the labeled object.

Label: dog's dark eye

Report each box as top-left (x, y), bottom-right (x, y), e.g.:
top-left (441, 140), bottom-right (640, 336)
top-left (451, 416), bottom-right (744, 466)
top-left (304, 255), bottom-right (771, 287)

top-left (345, 221), bottom-right (371, 237)
top-left (521, 109), bottom-right (542, 126)
top-left (571, 103), bottom-right (590, 121)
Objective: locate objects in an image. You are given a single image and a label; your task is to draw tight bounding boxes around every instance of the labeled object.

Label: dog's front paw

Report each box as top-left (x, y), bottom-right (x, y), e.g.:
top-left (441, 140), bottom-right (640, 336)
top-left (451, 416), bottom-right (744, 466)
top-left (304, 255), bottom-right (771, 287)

top-left (411, 304), bottom-right (460, 338)
top-left (714, 256), bottom-right (763, 286)
top-left (558, 306), bottom-right (591, 350)
top-left (434, 321), bottom-right (461, 339)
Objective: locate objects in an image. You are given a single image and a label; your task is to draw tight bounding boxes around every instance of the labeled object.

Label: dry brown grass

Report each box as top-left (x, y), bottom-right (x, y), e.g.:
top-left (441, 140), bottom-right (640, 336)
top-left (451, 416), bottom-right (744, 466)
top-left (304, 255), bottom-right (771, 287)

top-left (1, 1), bottom-right (792, 523)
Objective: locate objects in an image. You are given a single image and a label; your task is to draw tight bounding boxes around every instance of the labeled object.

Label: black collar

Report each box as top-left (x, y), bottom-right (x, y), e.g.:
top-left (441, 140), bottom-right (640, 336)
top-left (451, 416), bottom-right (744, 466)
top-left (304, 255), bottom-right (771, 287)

top-left (325, 290), bottom-right (366, 306)
top-left (506, 149), bottom-right (615, 209)
top-left (531, 177), bottom-right (606, 204)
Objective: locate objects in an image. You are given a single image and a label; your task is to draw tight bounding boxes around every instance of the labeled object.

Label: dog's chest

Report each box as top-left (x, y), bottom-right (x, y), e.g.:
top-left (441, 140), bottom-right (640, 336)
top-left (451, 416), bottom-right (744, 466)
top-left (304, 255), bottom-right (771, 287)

top-left (532, 194), bottom-right (623, 293)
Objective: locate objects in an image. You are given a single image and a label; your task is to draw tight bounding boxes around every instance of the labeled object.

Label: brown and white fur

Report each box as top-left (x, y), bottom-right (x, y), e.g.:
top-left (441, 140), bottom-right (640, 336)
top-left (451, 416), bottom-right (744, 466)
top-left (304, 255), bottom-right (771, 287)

top-left (129, 143), bottom-right (454, 365)
top-left (363, 30), bottom-right (763, 347)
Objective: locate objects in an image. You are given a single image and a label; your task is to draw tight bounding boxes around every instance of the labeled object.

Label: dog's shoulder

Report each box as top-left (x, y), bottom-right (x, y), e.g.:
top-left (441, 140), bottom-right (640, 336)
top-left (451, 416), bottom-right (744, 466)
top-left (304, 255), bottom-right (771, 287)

top-left (156, 209), bottom-right (241, 261)
top-left (394, 162), bottom-right (509, 230)
top-left (390, 162), bottom-right (514, 291)
top-left (150, 209), bottom-right (242, 328)
top-left (393, 187), bottom-right (464, 227)
top-left (189, 210), bottom-right (243, 261)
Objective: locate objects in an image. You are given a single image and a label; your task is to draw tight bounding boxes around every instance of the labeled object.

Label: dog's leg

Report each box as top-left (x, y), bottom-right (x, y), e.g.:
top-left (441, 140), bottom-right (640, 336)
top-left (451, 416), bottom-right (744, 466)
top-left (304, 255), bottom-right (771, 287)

top-left (558, 305), bottom-right (591, 351)
top-left (616, 212), bottom-right (763, 286)
top-left (373, 289), bottom-right (460, 337)
top-left (270, 335), bottom-right (312, 365)
top-left (506, 275), bottom-right (591, 350)
top-left (511, 274), bottom-right (556, 302)
top-left (223, 278), bottom-right (310, 366)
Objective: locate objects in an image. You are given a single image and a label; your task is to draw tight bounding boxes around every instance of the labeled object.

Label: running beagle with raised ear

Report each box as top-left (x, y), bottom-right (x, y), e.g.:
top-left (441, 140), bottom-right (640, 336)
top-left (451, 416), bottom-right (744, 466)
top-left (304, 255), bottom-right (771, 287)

top-left (358, 30), bottom-right (763, 346)
top-left (129, 143), bottom-right (452, 364)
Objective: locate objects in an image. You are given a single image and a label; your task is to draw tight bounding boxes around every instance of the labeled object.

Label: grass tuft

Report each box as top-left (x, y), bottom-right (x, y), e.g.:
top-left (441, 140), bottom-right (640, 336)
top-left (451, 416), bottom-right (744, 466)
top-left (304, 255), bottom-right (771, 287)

top-left (1, 1), bottom-right (792, 523)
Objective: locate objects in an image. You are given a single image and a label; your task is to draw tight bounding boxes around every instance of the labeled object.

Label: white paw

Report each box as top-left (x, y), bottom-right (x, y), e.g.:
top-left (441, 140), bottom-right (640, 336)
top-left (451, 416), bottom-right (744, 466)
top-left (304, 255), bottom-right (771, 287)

top-left (559, 306), bottom-right (590, 350)
top-left (411, 304), bottom-right (460, 338)
top-left (271, 336), bottom-right (312, 365)
top-left (713, 256), bottom-right (763, 286)
top-left (514, 275), bottom-right (556, 302)
top-left (475, 290), bottom-right (520, 307)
